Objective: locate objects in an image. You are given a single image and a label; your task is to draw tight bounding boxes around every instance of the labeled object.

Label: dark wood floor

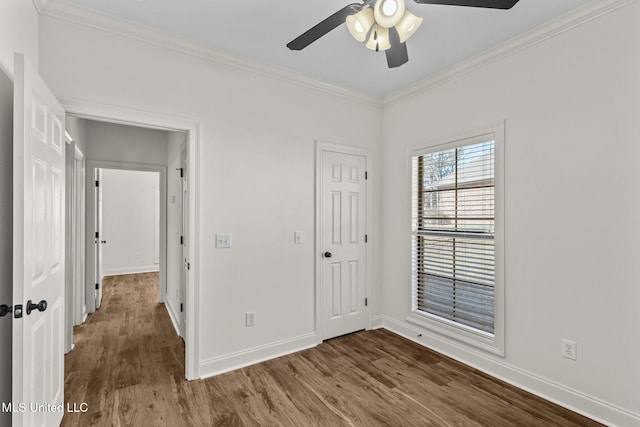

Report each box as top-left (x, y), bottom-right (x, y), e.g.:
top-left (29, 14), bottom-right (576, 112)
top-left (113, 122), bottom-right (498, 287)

top-left (62, 273), bottom-right (601, 426)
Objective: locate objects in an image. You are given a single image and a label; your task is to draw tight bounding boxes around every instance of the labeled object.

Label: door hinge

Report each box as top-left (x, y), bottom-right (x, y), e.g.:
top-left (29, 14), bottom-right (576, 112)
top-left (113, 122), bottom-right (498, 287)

top-left (187, 263), bottom-right (191, 270)
top-left (177, 167), bottom-right (184, 178)
top-left (95, 283), bottom-right (99, 290)
top-left (365, 234), bottom-right (368, 243)
top-left (95, 180), bottom-right (99, 187)
top-left (365, 171), bottom-right (368, 180)
top-left (95, 231), bottom-right (99, 238)
top-left (365, 298), bottom-right (368, 307)
top-left (180, 303), bottom-right (184, 312)
top-left (180, 235), bottom-right (184, 245)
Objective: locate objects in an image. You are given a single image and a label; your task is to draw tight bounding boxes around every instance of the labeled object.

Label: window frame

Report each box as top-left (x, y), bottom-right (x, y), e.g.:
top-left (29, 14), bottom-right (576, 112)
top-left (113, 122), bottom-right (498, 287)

top-left (407, 122), bottom-right (505, 357)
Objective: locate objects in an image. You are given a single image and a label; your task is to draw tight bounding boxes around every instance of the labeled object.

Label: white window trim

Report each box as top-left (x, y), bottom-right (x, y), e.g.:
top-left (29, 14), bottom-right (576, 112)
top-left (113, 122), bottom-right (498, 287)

top-left (406, 122), bottom-right (505, 357)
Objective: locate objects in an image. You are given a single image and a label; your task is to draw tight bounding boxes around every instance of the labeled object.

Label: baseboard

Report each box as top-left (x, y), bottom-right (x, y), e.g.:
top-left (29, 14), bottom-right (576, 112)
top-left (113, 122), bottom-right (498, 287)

top-left (103, 266), bottom-right (160, 276)
top-left (373, 315), bottom-right (639, 427)
top-left (199, 333), bottom-right (317, 379)
top-left (164, 300), bottom-right (182, 338)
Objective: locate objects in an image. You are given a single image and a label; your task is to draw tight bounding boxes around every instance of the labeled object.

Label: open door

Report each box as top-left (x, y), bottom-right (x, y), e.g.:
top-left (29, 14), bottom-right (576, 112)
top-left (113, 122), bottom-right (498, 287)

top-left (12, 53), bottom-right (65, 426)
top-left (180, 143), bottom-right (188, 336)
top-left (94, 168), bottom-right (104, 309)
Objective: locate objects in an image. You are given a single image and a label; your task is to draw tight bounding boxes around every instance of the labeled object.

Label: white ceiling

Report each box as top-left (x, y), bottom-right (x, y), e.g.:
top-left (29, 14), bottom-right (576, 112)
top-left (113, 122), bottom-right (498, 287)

top-left (59, 0), bottom-right (593, 96)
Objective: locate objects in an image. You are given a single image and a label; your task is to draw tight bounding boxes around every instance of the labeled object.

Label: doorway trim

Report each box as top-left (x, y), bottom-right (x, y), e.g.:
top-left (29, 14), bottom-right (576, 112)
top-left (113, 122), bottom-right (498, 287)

top-left (315, 141), bottom-right (373, 343)
top-left (62, 98), bottom-right (201, 381)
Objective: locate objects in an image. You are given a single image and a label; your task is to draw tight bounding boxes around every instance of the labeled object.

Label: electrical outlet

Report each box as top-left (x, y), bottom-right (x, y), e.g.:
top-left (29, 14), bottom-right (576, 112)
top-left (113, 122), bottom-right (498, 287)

top-left (561, 339), bottom-right (577, 361)
top-left (245, 312), bottom-right (256, 327)
top-left (136, 252), bottom-right (140, 259)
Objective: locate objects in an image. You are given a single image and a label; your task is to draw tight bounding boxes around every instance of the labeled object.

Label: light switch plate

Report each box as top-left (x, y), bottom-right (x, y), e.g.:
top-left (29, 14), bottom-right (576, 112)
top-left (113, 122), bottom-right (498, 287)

top-left (294, 231), bottom-right (303, 244)
top-left (215, 233), bottom-right (232, 249)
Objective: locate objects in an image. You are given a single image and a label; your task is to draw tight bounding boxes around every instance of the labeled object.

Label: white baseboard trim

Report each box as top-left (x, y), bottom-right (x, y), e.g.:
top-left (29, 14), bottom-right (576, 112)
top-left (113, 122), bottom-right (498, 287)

top-left (103, 266), bottom-right (160, 276)
top-left (164, 300), bottom-right (182, 338)
top-left (372, 315), bottom-right (639, 427)
top-left (199, 333), bottom-right (318, 379)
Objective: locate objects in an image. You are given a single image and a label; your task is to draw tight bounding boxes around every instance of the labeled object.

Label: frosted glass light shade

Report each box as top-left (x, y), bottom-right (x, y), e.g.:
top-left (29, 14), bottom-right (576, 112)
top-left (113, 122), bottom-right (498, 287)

top-left (395, 10), bottom-right (423, 42)
top-left (366, 25), bottom-right (391, 51)
top-left (346, 8), bottom-right (375, 42)
top-left (374, 0), bottom-right (406, 28)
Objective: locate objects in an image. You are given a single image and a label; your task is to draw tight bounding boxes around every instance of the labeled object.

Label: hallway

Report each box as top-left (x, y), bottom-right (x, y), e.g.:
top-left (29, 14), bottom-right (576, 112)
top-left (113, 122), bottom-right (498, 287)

top-left (62, 272), bottom-right (185, 426)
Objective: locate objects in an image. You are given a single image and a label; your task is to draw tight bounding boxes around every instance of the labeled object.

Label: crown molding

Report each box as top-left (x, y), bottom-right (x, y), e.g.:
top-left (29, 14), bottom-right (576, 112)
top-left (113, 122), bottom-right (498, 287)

top-left (40, 0), bottom-right (382, 108)
top-left (383, 0), bottom-right (637, 107)
top-left (32, 0), bottom-right (48, 13)
top-left (40, 0), bottom-right (636, 109)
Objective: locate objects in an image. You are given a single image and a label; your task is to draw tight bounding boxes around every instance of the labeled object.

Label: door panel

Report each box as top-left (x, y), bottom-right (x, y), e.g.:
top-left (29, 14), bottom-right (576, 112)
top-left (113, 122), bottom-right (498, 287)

top-left (180, 144), bottom-right (188, 337)
top-left (13, 53), bottom-right (65, 427)
top-left (321, 150), bottom-right (367, 340)
top-left (94, 168), bottom-right (103, 309)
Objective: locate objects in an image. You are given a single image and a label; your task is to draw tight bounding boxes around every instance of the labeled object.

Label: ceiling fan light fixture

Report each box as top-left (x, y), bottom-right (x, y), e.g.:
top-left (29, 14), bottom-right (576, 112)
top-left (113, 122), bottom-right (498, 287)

top-left (395, 10), bottom-right (423, 42)
top-left (346, 7), bottom-right (375, 42)
top-left (374, 0), bottom-right (406, 28)
top-left (366, 25), bottom-right (391, 51)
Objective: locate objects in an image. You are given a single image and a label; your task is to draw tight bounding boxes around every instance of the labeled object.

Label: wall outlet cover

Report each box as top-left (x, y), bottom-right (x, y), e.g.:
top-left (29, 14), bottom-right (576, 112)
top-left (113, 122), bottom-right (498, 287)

top-left (561, 339), bottom-right (577, 361)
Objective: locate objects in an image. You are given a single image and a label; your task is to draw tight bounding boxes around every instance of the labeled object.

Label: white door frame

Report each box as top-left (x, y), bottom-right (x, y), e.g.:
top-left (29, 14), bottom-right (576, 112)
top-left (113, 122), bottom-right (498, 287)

top-left (315, 141), bottom-right (373, 343)
top-left (74, 144), bottom-right (86, 326)
top-left (179, 141), bottom-right (188, 338)
top-left (62, 98), bottom-right (201, 381)
top-left (64, 140), bottom-right (86, 354)
top-left (87, 162), bottom-right (167, 304)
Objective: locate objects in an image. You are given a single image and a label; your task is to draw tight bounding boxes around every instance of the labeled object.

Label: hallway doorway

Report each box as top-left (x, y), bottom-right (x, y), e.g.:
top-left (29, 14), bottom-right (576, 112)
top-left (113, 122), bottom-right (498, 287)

top-left (63, 110), bottom-right (199, 380)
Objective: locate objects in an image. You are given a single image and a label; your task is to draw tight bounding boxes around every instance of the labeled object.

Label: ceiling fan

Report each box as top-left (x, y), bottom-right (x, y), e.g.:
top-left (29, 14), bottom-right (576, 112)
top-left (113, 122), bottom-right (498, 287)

top-left (287, 0), bottom-right (520, 68)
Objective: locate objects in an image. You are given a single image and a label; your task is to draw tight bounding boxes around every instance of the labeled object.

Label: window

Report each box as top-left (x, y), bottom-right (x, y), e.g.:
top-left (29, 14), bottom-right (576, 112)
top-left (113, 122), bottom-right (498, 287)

top-left (409, 125), bottom-right (504, 355)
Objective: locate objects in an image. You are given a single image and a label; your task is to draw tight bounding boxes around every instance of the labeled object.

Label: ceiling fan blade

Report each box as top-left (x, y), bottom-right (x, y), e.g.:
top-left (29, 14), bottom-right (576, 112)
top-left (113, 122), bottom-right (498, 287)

top-left (287, 4), bottom-right (362, 51)
top-left (386, 27), bottom-right (409, 68)
top-left (413, 0), bottom-right (520, 9)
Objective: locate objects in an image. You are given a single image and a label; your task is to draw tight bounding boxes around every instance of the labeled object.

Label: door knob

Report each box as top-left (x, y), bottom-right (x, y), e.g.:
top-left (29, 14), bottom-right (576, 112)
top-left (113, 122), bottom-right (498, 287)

top-left (324, 251), bottom-right (332, 258)
top-left (0, 304), bottom-right (11, 317)
top-left (101, 240), bottom-right (107, 244)
top-left (26, 300), bottom-right (47, 315)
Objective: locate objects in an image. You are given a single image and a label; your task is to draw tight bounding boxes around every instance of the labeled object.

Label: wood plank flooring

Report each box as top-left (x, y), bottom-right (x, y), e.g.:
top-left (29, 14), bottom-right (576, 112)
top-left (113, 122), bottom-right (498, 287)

top-left (62, 273), bottom-right (601, 426)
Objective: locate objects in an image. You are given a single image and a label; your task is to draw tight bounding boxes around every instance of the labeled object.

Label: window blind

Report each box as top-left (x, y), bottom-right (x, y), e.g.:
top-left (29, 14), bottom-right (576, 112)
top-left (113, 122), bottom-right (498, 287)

top-left (412, 140), bottom-right (495, 334)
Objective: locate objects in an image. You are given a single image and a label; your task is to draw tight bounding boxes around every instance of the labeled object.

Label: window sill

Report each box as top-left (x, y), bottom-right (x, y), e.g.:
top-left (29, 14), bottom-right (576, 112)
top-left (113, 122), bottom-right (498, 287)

top-left (406, 311), bottom-right (504, 357)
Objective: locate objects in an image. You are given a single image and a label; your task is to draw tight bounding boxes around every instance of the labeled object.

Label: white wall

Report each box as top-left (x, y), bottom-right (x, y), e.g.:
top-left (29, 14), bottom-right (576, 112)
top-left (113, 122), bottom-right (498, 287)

top-left (166, 131), bottom-right (187, 334)
top-left (85, 119), bottom-right (168, 165)
top-left (0, 2), bottom-right (39, 424)
top-left (0, 0), bottom-right (39, 76)
top-left (0, 67), bottom-right (13, 427)
top-left (38, 12), bottom-right (383, 376)
top-left (101, 169), bottom-right (160, 276)
top-left (381, 2), bottom-right (640, 425)
top-left (66, 115), bottom-right (87, 155)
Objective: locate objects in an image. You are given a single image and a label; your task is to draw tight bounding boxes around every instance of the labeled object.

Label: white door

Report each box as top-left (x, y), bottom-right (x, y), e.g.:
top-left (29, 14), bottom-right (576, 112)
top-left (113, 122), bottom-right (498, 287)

top-left (180, 144), bottom-right (188, 337)
top-left (94, 168), bottom-right (103, 309)
top-left (12, 53), bottom-right (65, 427)
top-left (321, 150), bottom-right (368, 340)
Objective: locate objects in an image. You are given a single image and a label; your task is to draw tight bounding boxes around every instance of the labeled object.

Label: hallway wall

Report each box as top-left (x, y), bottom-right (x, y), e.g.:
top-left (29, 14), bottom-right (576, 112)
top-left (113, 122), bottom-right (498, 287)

top-left (101, 169), bottom-right (160, 276)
